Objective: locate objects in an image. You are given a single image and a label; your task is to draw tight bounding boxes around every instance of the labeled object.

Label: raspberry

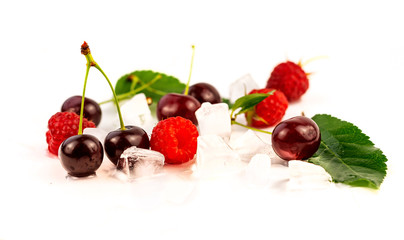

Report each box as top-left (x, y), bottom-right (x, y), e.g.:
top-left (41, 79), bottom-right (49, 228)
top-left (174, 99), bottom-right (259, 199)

top-left (266, 61), bottom-right (309, 102)
top-left (150, 116), bottom-right (199, 164)
top-left (46, 112), bottom-right (96, 156)
top-left (245, 88), bottom-right (288, 128)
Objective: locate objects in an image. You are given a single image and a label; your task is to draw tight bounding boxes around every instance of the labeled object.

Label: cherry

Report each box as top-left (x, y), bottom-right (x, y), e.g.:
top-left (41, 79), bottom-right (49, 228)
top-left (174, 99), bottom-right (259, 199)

top-left (76, 42), bottom-right (151, 168)
top-left (104, 125), bottom-right (150, 165)
top-left (156, 93), bottom-right (201, 125)
top-left (59, 134), bottom-right (103, 177)
top-left (156, 45), bottom-right (201, 125)
top-left (61, 95), bottom-right (102, 126)
top-left (271, 116), bottom-right (321, 160)
top-left (187, 82), bottom-right (221, 104)
top-left (58, 42), bottom-right (106, 178)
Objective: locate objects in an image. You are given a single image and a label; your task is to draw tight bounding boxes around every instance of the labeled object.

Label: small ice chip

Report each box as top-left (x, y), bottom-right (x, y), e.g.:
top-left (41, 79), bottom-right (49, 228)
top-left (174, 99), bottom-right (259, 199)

top-left (118, 146), bottom-right (165, 179)
top-left (229, 130), bottom-right (268, 162)
top-left (195, 102), bottom-right (231, 141)
top-left (229, 74), bottom-right (259, 103)
top-left (288, 160), bottom-right (331, 180)
top-left (266, 146), bottom-right (288, 165)
top-left (288, 160), bottom-right (332, 190)
top-left (196, 134), bottom-right (243, 178)
top-left (245, 154), bottom-right (272, 185)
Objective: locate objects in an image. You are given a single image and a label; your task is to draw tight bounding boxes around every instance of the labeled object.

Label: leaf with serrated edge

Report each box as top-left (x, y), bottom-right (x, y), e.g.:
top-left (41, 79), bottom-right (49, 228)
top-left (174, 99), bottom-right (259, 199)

top-left (115, 70), bottom-right (185, 103)
top-left (308, 114), bottom-right (387, 189)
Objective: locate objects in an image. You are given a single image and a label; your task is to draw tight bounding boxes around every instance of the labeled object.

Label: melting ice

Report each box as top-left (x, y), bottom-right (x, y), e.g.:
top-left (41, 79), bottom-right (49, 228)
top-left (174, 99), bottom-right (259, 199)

top-left (117, 146), bottom-right (165, 179)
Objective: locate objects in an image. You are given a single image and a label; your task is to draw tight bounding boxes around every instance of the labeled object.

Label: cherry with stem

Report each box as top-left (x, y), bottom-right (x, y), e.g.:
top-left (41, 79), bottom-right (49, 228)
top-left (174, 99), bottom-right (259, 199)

top-left (58, 42), bottom-right (104, 178)
top-left (184, 45), bottom-right (221, 104)
top-left (229, 95), bottom-right (320, 160)
top-left (156, 45), bottom-right (201, 125)
top-left (80, 42), bottom-right (150, 166)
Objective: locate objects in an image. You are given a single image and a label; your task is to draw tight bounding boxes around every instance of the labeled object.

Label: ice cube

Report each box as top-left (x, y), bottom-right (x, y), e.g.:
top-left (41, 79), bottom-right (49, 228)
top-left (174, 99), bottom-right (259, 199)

top-left (113, 93), bottom-right (155, 134)
top-left (229, 130), bottom-right (268, 162)
top-left (288, 160), bottom-right (332, 190)
top-left (117, 146), bottom-right (165, 179)
top-left (83, 127), bottom-right (108, 143)
top-left (229, 74), bottom-right (259, 103)
top-left (267, 146), bottom-right (288, 165)
top-left (245, 154), bottom-right (272, 185)
top-left (195, 102), bottom-right (232, 142)
top-left (196, 134), bottom-right (243, 178)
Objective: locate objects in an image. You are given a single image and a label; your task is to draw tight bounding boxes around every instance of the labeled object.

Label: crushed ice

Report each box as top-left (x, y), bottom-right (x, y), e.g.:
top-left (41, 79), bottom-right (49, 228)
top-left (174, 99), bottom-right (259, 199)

top-left (195, 102), bottom-right (232, 142)
top-left (229, 74), bottom-right (259, 103)
top-left (244, 154), bottom-right (272, 185)
top-left (116, 146), bottom-right (165, 180)
top-left (287, 160), bottom-right (332, 190)
top-left (196, 134), bottom-right (243, 178)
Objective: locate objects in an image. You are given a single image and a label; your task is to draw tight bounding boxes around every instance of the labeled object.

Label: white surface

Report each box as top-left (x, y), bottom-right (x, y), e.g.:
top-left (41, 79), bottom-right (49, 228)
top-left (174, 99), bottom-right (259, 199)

top-left (1, 0), bottom-right (403, 239)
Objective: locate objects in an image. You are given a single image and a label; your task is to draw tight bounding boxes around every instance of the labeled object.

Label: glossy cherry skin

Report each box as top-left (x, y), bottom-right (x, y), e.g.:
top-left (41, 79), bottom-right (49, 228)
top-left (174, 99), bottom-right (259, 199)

top-left (271, 116), bottom-right (321, 160)
top-left (59, 134), bottom-right (104, 177)
top-left (104, 125), bottom-right (150, 165)
top-left (187, 82), bottom-right (221, 104)
top-left (156, 93), bottom-right (201, 125)
top-left (61, 95), bottom-right (102, 126)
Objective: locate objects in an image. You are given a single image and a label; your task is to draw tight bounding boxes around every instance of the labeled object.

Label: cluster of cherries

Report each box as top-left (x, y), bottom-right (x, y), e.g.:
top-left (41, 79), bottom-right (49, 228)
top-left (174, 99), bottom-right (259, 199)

top-left (56, 42), bottom-right (321, 178)
top-left (57, 43), bottom-right (222, 177)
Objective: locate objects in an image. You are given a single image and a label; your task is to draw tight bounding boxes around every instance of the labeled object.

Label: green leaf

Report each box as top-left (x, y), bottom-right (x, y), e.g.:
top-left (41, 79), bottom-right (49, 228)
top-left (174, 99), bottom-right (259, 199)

top-left (230, 91), bottom-right (274, 118)
top-left (308, 114), bottom-right (388, 189)
top-left (221, 97), bottom-right (233, 108)
top-left (115, 70), bottom-right (186, 103)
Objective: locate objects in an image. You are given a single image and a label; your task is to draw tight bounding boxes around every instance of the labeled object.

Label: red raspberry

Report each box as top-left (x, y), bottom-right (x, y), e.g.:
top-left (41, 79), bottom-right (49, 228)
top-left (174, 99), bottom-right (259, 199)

top-left (266, 61), bottom-right (309, 102)
top-left (150, 116), bottom-right (199, 164)
top-left (245, 88), bottom-right (288, 128)
top-left (46, 112), bottom-right (96, 156)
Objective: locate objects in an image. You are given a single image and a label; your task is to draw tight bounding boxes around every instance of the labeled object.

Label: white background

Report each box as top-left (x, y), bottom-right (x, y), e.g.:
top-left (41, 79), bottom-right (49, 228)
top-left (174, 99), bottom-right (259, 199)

top-left (0, 0), bottom-right (403, 239)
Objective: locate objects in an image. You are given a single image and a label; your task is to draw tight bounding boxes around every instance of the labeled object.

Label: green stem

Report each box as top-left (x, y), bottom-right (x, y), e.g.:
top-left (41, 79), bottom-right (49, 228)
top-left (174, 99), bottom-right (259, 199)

top-left (94, 63), bottom-right (126, 130)
top-left (231, 120), bottom-right (272, 135)
top-left (129, 75), bottom-right (139, 92)
top-left (183, 45), bottom-right (195, 95)
top-left (81, 42), bottom-right (125, 130)
top-left (98, 74), bottom-right (162, 105)
top-left (78, 63), bottom-right (91, 135)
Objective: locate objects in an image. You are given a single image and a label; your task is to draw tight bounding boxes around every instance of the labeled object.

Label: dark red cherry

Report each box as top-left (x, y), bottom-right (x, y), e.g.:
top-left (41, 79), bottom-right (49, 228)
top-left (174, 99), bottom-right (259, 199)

top-left (59, 134), bottom-right (104, 177)
top-left (187, 82), bottom-right (221, 104)
top-left (61, 95), bottom-right (102, 126)
top-left (156, 93), bottom-right (201, 125)
top-left (271, 116), bottom-right (321, 160)
top-left (104, 125), bottom-right (150, 165)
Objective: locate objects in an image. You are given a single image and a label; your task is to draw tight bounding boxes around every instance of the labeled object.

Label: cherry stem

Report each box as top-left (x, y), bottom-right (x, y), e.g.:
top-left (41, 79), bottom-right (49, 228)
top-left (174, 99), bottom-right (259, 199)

top-left (231, 120), bottom-right (272, 135)
top-left (98, 74), bottom-right (162, 105)
top-left (81, 42), bottom-right (126, 131)
top-left (78, 63), bottom-right (91, 135)
top-left (183, 45), bottom-right (195, 95)
top-left (94, 64), bottom-right (126, 130)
